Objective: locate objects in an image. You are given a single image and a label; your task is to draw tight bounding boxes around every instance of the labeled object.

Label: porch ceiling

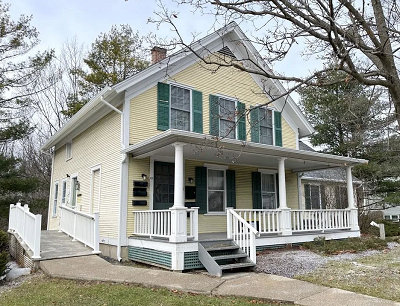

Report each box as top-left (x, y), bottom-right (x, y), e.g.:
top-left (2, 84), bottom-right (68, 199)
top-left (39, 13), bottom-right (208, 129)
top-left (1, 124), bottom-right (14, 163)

top-left (123, 130), bottom-right (368, 172)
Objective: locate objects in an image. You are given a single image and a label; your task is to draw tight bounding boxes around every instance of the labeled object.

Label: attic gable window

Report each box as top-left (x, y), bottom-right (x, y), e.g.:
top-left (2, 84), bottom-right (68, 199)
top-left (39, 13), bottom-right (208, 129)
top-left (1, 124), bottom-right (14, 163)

top-left (219, 97), bottom-right (236, 139)
top-left (260, 108), bottom-right (273, 145)
top-left (66, 142), bottom-right (72, 160)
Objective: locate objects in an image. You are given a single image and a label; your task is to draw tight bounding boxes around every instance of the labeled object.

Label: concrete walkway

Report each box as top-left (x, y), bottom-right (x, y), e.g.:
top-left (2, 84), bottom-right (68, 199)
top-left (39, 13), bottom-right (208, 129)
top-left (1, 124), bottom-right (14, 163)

top-left (40, 255), bottom-right (400, 306)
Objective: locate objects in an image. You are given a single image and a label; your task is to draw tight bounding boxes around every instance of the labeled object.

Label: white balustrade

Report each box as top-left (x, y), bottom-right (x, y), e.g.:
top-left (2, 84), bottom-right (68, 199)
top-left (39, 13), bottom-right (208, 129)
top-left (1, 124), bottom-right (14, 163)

top-left (234, 209), bottom-right (281, 234)
top-left (132, 207), bottom-right (199, 241)
top-left (59, 206), bottom-right (99, 252)
top-left (291, 209), bottom-right (351, 232)
top-left (227, 208), bottom-right (260, 263)
top-left (8, 203), bottom-right (42, 259)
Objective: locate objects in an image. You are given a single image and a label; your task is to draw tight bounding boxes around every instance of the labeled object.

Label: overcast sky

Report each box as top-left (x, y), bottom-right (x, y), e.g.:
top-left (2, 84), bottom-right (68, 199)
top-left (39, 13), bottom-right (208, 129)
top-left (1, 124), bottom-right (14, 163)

top-left (9, 0), bottom-right (318, 79)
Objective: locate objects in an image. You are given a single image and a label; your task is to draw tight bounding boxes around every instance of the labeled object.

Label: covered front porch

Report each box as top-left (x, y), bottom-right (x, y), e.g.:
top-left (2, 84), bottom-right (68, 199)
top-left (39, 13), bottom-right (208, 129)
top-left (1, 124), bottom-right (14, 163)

top-left (124, 130), bottom-right (366, 272)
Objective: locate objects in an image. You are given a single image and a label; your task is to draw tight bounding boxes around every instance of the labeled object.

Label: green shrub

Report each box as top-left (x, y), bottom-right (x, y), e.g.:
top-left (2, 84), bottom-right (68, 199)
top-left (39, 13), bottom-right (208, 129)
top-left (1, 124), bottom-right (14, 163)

top-left (377, 220), bottom-right (400, 237)
top-left (302, 236), bottom-right (387, 255)
top-left (0, 230), bottom-right (9, 278)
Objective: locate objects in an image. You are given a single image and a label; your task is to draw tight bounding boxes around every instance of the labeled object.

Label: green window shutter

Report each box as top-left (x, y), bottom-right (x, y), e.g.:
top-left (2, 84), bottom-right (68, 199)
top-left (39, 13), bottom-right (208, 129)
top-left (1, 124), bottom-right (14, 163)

top-left (226, 170), bottom-right (236, 209)
top-left (274, 111), bottom-right (282, 146)
top-left (192, 90), bottom-right (203, 133)
top-left (250, 106), bottom-right (260, 143)
top-left (252, 172), bottom-right (262, 209)
top-left (304, 184), bottom-right (311, 210)
top-left (157, 82), bottom-right (170, 131)
top-left (237, 102), bottom-right (246, 141)
top-left (195, 166), bottom-right (207, 214)
top-left (209, 94), bottom-right (220, 136)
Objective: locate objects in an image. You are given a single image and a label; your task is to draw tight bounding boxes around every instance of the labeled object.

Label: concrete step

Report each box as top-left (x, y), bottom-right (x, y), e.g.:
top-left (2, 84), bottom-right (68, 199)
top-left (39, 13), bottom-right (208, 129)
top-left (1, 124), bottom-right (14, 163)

top-left (220, 262), bottom-right (256, 270)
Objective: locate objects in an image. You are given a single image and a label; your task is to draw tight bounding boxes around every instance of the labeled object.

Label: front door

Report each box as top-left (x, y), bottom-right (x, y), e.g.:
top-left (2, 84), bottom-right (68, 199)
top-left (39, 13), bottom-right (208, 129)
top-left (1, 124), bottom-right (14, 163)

top-left (153, 162), bottom-right (174, 210)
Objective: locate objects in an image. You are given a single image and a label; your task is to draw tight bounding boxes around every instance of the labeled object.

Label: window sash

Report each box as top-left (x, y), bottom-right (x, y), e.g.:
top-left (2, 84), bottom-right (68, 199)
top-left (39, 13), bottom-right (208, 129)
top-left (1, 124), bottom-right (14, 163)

top-left (53, 183), bottom-right (59, 216)
top-left (66, 142), bottom-right (72, 160)
top-left (261, 173), bottom-right (276, 209)
top-left (219, 97), bottom-right (237, 139)
top-left (207, 169), bottom-right (225, 212)
top-left (61, 181), bottom-right (66, 204)
top-left (259, 108), bottom-right (273, 145)
top-left (71, 177), bottom-right (77, 208)
top-left (170, 85), bottom-right (191, 131)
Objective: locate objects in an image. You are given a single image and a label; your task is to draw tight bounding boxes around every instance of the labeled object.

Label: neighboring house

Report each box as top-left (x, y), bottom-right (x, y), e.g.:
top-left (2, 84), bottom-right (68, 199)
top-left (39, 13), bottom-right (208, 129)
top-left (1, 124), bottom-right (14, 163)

top-left (298, 141), bottom-right (362, 210)
top-left (383, 206), bottom-right (400, 222)
top-left (41, 22), bottom-right (367, 275)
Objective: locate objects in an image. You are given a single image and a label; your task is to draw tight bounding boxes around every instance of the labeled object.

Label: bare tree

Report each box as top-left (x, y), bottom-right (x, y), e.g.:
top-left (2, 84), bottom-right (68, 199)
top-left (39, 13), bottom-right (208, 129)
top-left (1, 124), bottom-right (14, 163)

top-left (152, 0), bottom-right (400, 129)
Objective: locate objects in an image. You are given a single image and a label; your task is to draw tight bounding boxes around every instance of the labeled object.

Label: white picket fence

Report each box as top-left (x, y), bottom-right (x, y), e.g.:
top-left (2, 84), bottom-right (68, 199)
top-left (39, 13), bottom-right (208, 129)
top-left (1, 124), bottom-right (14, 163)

top-left (59, 206), bottom-right (99, 252)
top-left (132, 208), bottom-right (199, 241)
top-left (8, 203), bottom-right (42, 259)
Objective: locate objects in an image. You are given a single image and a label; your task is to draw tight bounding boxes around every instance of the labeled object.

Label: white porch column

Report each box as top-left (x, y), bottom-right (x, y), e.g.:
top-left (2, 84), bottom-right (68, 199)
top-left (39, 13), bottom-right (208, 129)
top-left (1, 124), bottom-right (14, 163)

top-left (170, 143), bottom-right (188, 242)
top-left (278, 158), bottom-right (292, 236)
top-left (346, 166), bottom-right (359, 231)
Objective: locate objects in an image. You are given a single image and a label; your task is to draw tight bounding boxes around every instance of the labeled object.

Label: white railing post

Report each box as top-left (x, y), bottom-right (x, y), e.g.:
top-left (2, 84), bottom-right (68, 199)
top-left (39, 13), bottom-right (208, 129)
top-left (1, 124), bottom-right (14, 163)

top-left (227, 208), bottom-right (233, 239)
top-left (349, 208), bottom-right (359, 231)
top-left (192, 207), bottom-right (199, 241)
top-left (250, 230), bottom-right (256, 262)
top-left (8, 204), bottom-right (14, 232)
top-left (72, 212), bottom-right (77, 241)
top-left (279, 208), bottom-right (292, 236)
top-left (23, 204), bottom-right (29, 241)
top-left (32, 214), bottom-right (42, 259)
top-left (93, 212), bottom-right (100, 253)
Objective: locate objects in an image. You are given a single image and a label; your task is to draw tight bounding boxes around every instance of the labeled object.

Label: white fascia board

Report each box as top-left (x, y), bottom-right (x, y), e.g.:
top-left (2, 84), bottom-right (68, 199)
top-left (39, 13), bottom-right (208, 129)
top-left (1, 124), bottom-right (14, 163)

top-left (41, 87), bottom-right (115, 151)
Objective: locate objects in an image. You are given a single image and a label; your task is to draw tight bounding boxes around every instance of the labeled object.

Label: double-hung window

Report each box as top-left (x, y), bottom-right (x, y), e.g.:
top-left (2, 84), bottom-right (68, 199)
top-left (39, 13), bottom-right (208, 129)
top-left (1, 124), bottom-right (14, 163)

top-left (304, 184), bottom-right (325, 209)
top-left (157, 82), bottom-right (203, 133)
top-left (61, 180), bottom-right (67, 205)
top-left (66, 142), bottom-right (72, 160)
top-left (170, 85), bottom-right (191, 131)
top-left (219, 97), bottom-right (236, 139)
top-left (261, 173), bottom-right (277, 209)
top-left (207, 169), bottom-right (225, 212)
top-left (52, 182), bottom-right (59, 217)
top-left (259, 108), bottom-right (273, 145)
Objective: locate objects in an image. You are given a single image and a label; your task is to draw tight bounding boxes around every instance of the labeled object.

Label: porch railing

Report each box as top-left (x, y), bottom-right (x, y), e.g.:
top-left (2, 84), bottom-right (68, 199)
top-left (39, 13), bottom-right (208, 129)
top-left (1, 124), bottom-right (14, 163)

top-left (234, 209), bottom-right (281, 234)
top-left (8, 203), bottom-right (42, 259)
top-left (59, 205), bottom-right (99, 252)
top-left (132, 208), bottom-right (199, 241)
top-left (291, 209), bottom-right (351, 232)
top-left (227, 208), bottom-right (260, 263)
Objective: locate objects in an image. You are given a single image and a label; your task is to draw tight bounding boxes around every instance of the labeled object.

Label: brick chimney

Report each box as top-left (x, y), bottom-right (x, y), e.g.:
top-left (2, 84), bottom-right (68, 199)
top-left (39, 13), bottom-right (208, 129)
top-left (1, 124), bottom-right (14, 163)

top-left (151, 47), bottom-right (167, 64)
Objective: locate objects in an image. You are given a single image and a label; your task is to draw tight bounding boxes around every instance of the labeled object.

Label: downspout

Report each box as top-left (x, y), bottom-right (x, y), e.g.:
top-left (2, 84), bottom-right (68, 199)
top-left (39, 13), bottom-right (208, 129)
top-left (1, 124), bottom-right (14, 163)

top-left (100, 95), bottom-right (126, 262)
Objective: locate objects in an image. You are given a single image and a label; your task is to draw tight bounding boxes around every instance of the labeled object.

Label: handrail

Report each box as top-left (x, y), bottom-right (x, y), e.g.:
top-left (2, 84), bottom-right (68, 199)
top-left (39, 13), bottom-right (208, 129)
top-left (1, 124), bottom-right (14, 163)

top-left (61, 205), bottom-right (95, 220)
top-left (227, 208), bottom-right (259, 263)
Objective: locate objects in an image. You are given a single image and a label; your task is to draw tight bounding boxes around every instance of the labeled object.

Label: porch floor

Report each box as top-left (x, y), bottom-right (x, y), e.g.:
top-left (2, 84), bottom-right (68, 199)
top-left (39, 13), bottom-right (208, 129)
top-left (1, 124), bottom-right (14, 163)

top-left (39, 230), bottom-right (99, 261)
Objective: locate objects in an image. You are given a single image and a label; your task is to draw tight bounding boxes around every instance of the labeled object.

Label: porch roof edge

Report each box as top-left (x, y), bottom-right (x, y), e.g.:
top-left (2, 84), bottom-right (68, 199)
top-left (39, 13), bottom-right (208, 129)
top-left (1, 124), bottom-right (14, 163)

top-left (122, 130), bottom-right (368, 167)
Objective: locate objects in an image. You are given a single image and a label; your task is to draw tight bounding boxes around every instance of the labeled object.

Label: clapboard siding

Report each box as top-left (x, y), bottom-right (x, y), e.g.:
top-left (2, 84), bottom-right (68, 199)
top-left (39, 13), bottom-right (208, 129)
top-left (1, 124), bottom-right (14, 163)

top-left (48, 111), bottom-right (121, 239)
top-left (129, 55), bottom-right (297, 149)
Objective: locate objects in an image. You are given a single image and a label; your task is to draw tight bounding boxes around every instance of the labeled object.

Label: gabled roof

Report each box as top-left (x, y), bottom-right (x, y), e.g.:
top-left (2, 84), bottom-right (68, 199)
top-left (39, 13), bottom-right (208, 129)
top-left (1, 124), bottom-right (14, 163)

top-left (42, 22), bottom-right (314, 151)
top-left (298, 142), bottom-right (362, 183)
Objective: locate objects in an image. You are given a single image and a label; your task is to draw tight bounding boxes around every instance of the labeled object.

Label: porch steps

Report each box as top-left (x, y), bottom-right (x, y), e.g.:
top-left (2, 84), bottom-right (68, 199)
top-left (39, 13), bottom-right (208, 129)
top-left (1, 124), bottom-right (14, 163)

top-left (198, 239), bottom-right (255, 277)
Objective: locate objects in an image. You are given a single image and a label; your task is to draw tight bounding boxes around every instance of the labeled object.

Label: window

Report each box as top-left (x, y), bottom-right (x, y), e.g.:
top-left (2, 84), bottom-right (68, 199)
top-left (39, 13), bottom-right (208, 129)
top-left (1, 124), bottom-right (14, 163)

top-left (219, 97), bottom-right (236, 139)
top-left (335, 186), bottom-right (348, 209)
top-left (261, 173), bottom-right (276, 209)
top-left (70, 177), bottom-right (78, 208)
top-left (207, 169), bottom-right (225, 212)
top-left (66, 142), bottom-right (72, 160)
top-left (170, 85), bottom-right (191, 131)
top-left (61, 180), bottom-right (67, 205)
top-left (259, 108), bottom-right (273, 145)
top-left (304, 184), bottom-right (323, 209)
top-left (52, 182), bottom-right (59, 217)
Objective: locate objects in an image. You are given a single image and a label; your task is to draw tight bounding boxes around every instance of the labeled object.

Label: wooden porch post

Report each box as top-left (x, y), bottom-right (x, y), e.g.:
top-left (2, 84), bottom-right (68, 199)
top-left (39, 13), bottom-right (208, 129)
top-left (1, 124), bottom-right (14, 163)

top-left (169, 143), bottom-right (188, 242)
top-left (278, 158), bottom-right (292, 235)
top-left (346, 166), bottom-right (359, 231)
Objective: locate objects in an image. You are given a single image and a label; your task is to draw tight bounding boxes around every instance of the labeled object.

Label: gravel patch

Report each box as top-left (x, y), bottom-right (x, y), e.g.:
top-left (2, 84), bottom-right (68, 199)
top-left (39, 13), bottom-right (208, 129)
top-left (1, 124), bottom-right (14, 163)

top-left (255, 242), bottom-right (400, 278)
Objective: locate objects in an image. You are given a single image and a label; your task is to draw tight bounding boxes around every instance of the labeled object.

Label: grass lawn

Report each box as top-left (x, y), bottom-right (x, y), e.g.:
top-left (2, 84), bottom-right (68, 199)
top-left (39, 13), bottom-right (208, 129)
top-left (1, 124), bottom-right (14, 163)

top-left (296, 243), bottom-right (400, 302)
top-left (0, 275), bottom-right (291, 306)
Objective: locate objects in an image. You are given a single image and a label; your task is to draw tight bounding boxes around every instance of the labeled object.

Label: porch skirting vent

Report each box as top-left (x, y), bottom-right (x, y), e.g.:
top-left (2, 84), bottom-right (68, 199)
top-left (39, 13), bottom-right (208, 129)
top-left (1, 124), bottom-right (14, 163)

top-left (128, 247), bottom-right (172, 269)
top-left (183, 252), bottom-right (203, 270)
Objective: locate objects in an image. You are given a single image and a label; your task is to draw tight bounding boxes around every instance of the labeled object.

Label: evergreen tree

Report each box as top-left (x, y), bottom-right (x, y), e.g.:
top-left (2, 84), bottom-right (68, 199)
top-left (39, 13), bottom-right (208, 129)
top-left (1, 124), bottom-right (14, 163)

top-left (63, 24), bottom-right (149, 117)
